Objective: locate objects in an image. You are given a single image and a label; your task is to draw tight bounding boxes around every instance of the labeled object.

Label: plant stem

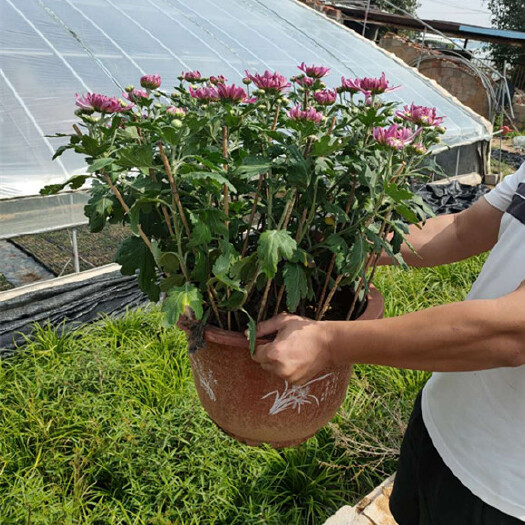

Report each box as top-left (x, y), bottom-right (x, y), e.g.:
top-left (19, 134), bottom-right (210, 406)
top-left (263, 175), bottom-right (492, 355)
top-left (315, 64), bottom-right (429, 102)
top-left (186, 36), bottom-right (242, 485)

top-left (158, 142), bottom-right (191, 239)
top-left (207, 287), bottom-right (223, 329)
top-left (271, 105), bottom-right (280, 131)
top-left (241, 173), bottom-right (264, 257)
top-left (316, 176), bottom-right (358, 318)
top-left (222, 125), bottom-right (231, 330)
top-left (149, 168), bottom-right (175, 237)
top-left (102, 172), bottom-right (152, 252)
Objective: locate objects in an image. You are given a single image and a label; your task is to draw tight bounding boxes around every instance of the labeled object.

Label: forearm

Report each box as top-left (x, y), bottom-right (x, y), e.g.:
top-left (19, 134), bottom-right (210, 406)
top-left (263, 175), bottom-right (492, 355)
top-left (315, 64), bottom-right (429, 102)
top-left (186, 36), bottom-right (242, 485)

top-left (325, 290), bottom-right (525, 372)
top-left (378, 198), bottom-right (502, 268)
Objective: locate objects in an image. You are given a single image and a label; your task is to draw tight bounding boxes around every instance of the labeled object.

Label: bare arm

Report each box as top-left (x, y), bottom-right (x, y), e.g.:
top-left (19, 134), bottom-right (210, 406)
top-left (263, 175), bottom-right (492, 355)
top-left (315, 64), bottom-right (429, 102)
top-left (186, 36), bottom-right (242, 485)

top-left (252, 282), bottom-right (525, 384)
top-left (379, 197), bottom-right (503, 267)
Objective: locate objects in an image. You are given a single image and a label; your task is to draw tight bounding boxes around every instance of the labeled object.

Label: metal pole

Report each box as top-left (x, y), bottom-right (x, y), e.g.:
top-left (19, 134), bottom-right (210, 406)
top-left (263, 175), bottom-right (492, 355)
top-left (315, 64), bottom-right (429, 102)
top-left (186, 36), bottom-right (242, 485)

top-left (416, 27), bottom-right (427, 70)
top-left (362, 0), bottom-right (371, 36)
top-left (499, 62), bottom-right (507, 168)
top-left (71, 228), bottom-right (80, 273)
top-left (455, 147), bottom-right (461, 177)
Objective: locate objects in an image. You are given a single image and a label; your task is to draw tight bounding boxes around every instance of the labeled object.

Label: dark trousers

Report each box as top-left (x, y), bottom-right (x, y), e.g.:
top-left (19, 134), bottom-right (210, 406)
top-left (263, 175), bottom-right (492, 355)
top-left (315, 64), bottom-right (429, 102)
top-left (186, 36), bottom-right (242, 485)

top-left (389, 392), bottom-right (522, 525)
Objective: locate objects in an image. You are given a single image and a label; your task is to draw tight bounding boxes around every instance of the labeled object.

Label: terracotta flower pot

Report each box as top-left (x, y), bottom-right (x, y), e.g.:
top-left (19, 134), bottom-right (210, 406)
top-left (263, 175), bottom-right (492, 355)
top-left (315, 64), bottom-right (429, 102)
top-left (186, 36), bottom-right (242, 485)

top-left (188, 287), bottom-right (385, 448)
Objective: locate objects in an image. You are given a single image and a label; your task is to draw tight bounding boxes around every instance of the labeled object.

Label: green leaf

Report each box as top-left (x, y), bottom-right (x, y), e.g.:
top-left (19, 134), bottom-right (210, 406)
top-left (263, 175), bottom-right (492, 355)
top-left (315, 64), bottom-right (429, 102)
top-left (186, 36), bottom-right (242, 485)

top-left (189, 222), bottom-right (212, 248)
top-left (311, 135), bottom-right (346, 157)
top-left (52, 144), bottom-right (71, 160)
top-left (115, 237), bottom-right (159, 301)
top-left (219, 290), bottom-right (247, 311)
top-left (201, 209), bottom-right (228, 237)
top-left (161, 283), bottom-right (204, 327)
top-left (243, 309), bottom-right (257, 356)
top-left (116, 144), bottom-right (154, 168)
top-left (40, 174), bottom-right (89, 195)
top-left (212, 240), bottom-right (238, 277)
top-left (160, 273), bottom-right (185, 292)
top-left (85, 193), bottom-right (114, 232)
top-left (87, 157), bottom-right (114, 173)
top-left (396, 204), bottom-right (419, 224)
top-left (385, 183), bottom-right (414, 202)
top-left (346, 237), bottom-right (366, 279)
top-left (257, 230), bottom-right (297, 278)
top-left (283, 263), bottom-right (308, 312)
top-left (160, 126), bottom-right (179, 146)
top-left (183, 171), bottom-right (237, 193)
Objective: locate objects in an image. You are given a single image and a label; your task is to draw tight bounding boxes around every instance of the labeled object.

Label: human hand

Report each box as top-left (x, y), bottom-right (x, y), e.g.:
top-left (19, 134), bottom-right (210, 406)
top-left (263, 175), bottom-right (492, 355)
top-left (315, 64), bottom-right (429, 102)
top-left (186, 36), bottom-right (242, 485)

top-left (249, 313), bottom-right (333, 384)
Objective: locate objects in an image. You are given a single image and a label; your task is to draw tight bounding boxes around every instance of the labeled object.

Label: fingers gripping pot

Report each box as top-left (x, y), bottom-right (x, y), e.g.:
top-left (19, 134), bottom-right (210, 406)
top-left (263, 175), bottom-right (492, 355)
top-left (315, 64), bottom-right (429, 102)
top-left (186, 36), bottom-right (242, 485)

top-left (184, 287), bottom-right (384, 448)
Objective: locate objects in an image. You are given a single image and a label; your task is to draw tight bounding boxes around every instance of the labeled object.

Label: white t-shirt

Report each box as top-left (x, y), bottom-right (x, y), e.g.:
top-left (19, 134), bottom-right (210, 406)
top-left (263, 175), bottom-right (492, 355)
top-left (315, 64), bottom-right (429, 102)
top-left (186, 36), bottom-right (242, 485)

top-left (422, 162), bottom-right (525, 521)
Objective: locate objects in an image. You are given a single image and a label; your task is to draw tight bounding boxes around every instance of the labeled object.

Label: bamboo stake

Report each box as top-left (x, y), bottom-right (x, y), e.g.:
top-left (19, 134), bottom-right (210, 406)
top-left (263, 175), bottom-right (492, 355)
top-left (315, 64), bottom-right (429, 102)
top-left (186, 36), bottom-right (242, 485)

top-left (102, 172), bottom-right (152, 252)
top-left (149, 168), bottom-right (175, 237)
top-left (158, 142), bottom-right (191, 239)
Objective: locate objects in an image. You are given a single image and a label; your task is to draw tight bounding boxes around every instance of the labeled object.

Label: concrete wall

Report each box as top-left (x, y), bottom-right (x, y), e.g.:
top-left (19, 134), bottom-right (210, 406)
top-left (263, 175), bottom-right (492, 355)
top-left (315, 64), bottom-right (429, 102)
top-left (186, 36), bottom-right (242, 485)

top-left (418, 58), bottom-right (490, 119)
top-left (379, 33), bottom-right (490, 119)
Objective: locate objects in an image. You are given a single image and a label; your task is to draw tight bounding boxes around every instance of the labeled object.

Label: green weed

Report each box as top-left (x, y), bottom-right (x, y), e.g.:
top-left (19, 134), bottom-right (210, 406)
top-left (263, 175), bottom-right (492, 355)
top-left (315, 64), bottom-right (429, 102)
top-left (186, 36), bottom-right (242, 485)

top-left (0, 255), bottom-right (486, 523)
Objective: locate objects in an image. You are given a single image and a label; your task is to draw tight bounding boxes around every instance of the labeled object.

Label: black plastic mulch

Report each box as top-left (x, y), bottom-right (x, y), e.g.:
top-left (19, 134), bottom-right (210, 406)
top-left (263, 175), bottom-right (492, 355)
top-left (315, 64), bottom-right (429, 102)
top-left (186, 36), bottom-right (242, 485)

top-left (491, 149), bottom-right (524, 169)
top-left (416, 181), bottom-right (491, 215)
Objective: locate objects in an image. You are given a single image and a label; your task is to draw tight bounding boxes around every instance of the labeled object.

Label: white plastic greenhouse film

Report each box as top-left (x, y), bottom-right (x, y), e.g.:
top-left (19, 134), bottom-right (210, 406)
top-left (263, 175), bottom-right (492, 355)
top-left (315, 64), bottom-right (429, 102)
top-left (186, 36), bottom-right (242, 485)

top-left (0, 0), bottom-right (491, 237)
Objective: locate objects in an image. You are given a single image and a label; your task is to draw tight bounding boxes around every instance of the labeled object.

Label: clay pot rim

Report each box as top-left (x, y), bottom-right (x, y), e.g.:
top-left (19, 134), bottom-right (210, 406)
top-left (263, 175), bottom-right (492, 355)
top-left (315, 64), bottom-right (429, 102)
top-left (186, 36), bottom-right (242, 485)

top-left (203, 286), bottom-right (385, 349)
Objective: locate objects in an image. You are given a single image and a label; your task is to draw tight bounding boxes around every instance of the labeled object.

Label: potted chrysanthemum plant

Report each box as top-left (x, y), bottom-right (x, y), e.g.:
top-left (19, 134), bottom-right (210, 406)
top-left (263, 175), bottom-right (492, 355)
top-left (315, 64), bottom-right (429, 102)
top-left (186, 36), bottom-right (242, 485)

top-left (42, 65), bottom-right (444, 447)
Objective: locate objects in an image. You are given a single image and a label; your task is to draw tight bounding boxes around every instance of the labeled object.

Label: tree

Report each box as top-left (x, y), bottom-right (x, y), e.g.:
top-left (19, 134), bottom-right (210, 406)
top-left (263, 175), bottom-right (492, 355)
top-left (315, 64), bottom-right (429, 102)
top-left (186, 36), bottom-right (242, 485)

top-left (487, 0), bottom-right (525, 71)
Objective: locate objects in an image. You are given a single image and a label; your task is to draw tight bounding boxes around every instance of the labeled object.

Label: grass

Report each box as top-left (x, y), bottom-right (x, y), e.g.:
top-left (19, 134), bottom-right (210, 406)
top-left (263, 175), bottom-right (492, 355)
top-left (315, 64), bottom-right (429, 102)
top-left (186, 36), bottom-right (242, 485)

top-left (0, 254), bottom-right (487, 524)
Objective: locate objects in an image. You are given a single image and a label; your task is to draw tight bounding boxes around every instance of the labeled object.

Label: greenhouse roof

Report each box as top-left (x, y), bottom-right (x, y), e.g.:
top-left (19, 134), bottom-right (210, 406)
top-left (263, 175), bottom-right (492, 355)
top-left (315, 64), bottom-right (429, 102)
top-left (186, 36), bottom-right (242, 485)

top-left (1, 0), bottom-right (491, 204)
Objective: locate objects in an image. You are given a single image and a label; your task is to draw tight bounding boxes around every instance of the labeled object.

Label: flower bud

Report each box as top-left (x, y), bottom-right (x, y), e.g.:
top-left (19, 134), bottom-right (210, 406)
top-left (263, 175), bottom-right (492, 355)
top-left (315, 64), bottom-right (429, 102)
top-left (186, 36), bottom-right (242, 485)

top-left (154, 103), bottom-right (162, 109)
top-left (242, 77), bottom-right (252, 85)
top-left (171, 119), bottom-right (183, 128)
top-left (435, 126), bottom-right (446, 134)
top-left (125, 85), bottom-right (135, 93)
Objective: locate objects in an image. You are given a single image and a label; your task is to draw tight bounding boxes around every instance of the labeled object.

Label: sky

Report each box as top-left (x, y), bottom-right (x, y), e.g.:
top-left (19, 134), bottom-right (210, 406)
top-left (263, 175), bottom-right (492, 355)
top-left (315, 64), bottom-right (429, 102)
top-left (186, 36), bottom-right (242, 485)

top-left (417, 0), bottom-right (492, 27)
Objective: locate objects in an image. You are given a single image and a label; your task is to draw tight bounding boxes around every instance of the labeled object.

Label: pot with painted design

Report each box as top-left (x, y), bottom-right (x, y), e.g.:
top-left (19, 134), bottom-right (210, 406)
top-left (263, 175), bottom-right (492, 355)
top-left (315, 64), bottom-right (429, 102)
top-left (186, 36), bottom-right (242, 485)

top-left (187, 287), bottom-right (384, 448)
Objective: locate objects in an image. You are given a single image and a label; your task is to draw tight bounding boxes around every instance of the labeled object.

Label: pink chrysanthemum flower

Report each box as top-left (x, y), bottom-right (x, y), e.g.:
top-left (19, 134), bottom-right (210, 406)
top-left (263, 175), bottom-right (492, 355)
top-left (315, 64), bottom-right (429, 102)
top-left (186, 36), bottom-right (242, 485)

top-left (338, 76), bottom-right (361, 94)
top-left (217, 83), bottom-right (255, 104)
top-left (410, 142), bottom-right (427, 155)
top-left (140, 74), bottom-right (161, 90)
top-left (166, 106), bottom-right (187, 117)
top-left (189, 85), bottom-right (219, 101)
top-left (298, 62), bottom-right (330, 78)
top-left (123, 89), bottom-right (149, 102)
top-left (209, 75), bottom-right (227, 85)
top-left (287, 105), bottom-right (324, 124)
top-left (181, 70), bottom-right (202, 81)
top-left (314, 89), bottom-right (337, 105)
top-left (244, 70), bottom-right (290, 93)
top-left (358, 72), bottom-right (400, 96)
top-left (294, 75), bottom-right (315, 88)
top-left (75, 93), bottom-right (133, 113)
top-left (372, 124), bottom-right (418, 150)
top-left (395, 103), bottom-right (444, 127)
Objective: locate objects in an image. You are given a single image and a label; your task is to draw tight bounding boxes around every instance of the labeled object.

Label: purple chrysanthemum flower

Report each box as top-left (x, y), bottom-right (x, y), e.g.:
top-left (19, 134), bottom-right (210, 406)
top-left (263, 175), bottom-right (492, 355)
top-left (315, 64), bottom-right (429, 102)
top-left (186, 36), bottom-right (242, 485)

top-left (287, 104), bottom-right (324, 123)
top-left (189, 85), bottom-right (219, 101)
top-left (140, 74), bottom-right (161, 90)
top-left (314, 89), bottom-right (337, 105)
top-left (372, 124), bottom-right (418, 150)
top-left (75, 93), bottom-right (133, 113)
top-left (166, 106), bottom-right (187, 117)
top-left (209, 75), bottom-right (227, 85)
top-left (298, 62), bottom-right (330, 78)
top-left (181, 70), bottom-right (202, 81)
top-left (123, 89), bottom-right (149, 102)
top-left (217, 83), bottom-right (255, 103)
top-left (395, 103), bottom-right (445, 127)
top-left (244, 70), bottom-right (290, 93)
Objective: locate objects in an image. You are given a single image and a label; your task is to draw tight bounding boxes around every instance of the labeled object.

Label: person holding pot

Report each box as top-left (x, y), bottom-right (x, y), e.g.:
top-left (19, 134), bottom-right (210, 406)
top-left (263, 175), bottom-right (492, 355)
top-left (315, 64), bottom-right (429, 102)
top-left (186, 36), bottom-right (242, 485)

top-left (252, 163), bottom-right (525, 524)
